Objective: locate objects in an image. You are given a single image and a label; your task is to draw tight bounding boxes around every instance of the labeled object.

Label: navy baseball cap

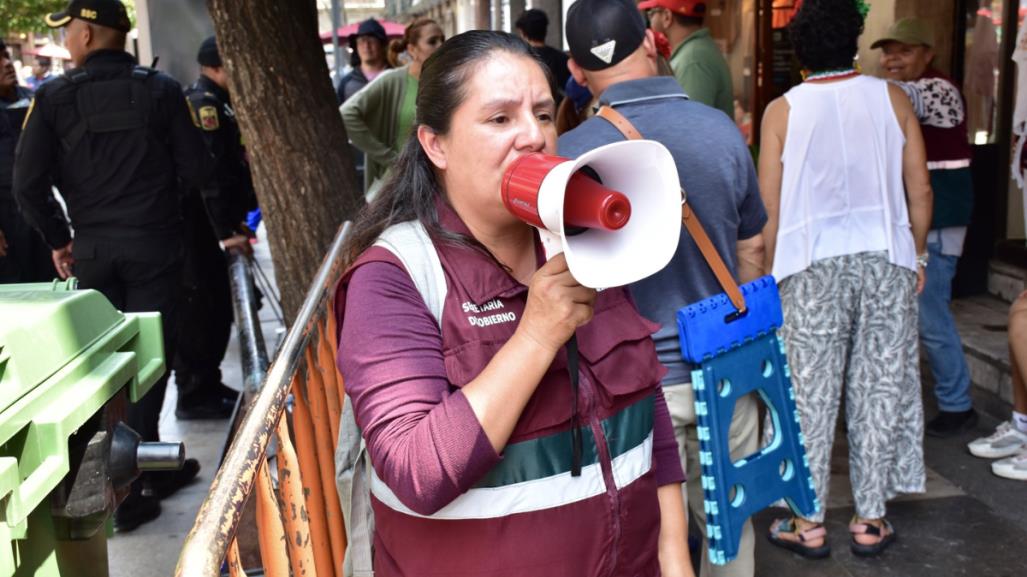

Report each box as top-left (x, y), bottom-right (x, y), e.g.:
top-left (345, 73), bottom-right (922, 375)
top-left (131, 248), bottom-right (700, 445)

top-left (566, 0), bottom-right (647, 71)
top-left (349, 18), bottom-right (388, 48)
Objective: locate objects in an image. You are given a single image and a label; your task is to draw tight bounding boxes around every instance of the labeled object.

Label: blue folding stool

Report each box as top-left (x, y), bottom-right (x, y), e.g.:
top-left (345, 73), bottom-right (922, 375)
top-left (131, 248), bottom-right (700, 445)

top-left (677, 276), bottom-right (819, 565)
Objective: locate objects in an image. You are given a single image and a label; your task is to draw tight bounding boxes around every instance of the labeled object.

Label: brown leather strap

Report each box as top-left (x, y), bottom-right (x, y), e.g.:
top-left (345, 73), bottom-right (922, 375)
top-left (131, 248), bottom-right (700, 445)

top-left (596, 106), bottom-right (644, 140)
top-left (680, 203), bottom-right (747, 313)
top-left (596, 105), bottom-right (747, 313)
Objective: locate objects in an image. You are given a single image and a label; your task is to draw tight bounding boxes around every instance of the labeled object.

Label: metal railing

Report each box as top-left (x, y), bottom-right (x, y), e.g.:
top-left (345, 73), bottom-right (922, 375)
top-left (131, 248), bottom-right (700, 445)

top-left (175, 222), bottom-right (353, 577)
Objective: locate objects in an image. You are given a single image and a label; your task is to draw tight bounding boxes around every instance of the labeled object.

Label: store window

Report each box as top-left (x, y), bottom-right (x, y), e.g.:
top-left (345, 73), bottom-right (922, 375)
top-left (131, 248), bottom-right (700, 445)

top-left (963, 0), bottom-right (1022, 144)
top-left (769, 0), bottom-right (801, 100)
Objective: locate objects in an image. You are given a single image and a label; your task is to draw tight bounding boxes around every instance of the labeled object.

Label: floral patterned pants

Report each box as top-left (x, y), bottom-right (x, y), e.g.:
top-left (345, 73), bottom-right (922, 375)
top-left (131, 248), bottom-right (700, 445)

top-left (779, 251), bottom-right (926, 522)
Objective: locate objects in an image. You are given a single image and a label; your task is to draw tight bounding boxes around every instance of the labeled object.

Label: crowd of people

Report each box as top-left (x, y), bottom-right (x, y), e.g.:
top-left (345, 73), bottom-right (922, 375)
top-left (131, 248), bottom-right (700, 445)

top-left (2, 0), bottom-right (1025, 572)
top-left (333, 0), bottom-right (1027, 576)
top-left (341, 18), bottom-right (446, 197)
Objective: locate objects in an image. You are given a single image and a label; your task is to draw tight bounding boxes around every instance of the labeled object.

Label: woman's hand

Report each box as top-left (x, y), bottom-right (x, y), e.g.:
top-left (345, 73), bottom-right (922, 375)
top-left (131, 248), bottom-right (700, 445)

top-left (516, 253), bottom-right (597, 354)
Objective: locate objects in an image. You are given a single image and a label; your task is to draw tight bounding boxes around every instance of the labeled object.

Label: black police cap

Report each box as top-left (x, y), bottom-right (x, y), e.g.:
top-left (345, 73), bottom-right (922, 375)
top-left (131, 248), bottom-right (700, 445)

top-left (46, 0), bottom-right (132, 33)
top-left (197, 36), bottom-right (222, 67)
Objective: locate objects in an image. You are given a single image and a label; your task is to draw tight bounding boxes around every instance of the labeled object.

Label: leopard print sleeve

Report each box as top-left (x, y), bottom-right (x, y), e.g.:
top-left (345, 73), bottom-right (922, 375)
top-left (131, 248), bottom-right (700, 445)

top-left (892, 78), bottom-right (965, 129)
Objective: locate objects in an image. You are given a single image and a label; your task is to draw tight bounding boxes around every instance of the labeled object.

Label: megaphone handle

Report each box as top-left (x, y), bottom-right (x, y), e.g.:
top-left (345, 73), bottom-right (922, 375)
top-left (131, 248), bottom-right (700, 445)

top-left (538, 228), bottom-right (564, 260)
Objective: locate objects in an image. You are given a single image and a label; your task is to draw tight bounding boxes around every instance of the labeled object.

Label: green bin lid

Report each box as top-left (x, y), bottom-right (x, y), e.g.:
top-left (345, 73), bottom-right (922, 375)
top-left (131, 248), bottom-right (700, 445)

top-left (0, 281), bottom-right (124, 414)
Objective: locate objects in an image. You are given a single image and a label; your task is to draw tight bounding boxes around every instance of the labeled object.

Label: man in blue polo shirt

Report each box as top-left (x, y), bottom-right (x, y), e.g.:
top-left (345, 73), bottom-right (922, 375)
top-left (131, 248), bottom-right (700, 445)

top-left (559, 0), bottom-right (766, 575)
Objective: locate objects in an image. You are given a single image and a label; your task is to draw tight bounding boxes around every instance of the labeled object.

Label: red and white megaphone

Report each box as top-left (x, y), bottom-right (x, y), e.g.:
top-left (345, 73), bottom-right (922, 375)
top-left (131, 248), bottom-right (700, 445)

top-left (501, 140), bottom-right (681, 288)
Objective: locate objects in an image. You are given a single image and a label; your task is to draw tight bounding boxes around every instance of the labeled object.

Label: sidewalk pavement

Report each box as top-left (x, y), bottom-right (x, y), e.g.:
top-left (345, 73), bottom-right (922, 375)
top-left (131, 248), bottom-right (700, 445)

top-left (752, 395), bottom-right (1027, 576)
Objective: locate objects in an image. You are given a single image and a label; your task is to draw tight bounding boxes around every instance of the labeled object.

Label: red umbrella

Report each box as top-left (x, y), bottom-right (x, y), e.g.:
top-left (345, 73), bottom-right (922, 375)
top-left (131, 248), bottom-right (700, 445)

top-left (320, 19), bottom-right (406, 44)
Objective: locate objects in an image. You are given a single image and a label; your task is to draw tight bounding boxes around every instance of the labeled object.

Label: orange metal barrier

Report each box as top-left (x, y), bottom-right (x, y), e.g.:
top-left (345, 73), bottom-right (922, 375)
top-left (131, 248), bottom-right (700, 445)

top-left (175, 223), bottom-right (352, 577)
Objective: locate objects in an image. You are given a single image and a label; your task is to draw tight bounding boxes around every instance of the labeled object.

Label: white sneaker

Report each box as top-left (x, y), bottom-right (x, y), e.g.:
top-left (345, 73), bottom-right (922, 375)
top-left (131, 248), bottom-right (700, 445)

top-left (967, 421), bottom-right (1027, 459)
top-left (992, 448), bottom-right (1027, 481)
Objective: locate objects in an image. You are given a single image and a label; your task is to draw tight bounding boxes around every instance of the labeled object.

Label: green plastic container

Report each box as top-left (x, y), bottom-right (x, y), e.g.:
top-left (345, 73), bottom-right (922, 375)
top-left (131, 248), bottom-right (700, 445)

top-left (0, 280), bottom-right (164, 577)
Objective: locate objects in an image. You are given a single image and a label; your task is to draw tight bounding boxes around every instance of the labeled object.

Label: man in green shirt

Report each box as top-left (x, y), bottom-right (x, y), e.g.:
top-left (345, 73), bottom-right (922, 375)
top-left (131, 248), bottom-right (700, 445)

top-left (638, 0), bottom-right (734, 118)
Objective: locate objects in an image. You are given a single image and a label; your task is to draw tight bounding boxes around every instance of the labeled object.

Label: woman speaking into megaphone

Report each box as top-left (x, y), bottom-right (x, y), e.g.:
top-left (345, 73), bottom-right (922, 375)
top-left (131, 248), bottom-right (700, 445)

top-left (334, 30), bottom-right (694, 577)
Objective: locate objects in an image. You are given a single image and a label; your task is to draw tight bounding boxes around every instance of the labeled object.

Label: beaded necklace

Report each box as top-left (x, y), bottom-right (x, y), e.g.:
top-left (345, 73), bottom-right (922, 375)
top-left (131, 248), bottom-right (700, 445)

top-left (802, 68), bottom-right (860, 82)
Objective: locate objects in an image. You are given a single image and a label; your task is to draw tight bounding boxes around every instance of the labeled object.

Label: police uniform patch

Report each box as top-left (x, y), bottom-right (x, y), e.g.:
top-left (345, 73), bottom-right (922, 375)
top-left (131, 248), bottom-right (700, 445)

top-left (22, 98), bottom-right (36, 130)
top-left (199, 105), bottom-right (220, 131)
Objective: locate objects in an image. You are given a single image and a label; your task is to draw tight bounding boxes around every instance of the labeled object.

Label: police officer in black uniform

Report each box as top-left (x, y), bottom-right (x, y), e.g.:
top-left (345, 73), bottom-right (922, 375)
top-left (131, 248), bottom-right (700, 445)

top-left (175, 36), bottom-right (256, 420)
top-left (13, 0), bottom-right (209, 531)
top-left (0, 39), bottom-right (51, 283)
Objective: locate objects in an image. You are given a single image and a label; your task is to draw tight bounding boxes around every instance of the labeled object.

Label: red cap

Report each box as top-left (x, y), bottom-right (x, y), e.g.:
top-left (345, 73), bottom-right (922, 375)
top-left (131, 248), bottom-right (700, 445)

top-left (637, 0), bottom-right (707, 18)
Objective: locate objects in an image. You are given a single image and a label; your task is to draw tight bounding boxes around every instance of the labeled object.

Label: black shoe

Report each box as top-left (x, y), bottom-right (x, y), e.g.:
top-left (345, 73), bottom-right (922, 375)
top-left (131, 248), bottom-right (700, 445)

top-left (215, 383), bottom-right (241, 403)
top-left (150, 458), bottom-right (201, 500)
top-left (175, 396), bottom-right (234, 420)
top-left (926, 409), bottom-right (978, 438)
top-left (114, 491), bottom-right (161, 532)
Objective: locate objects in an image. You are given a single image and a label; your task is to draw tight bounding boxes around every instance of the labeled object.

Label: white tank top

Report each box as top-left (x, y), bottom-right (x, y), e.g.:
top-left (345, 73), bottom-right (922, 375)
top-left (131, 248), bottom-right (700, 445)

top-left (773, 75), bottom-right (916, 282)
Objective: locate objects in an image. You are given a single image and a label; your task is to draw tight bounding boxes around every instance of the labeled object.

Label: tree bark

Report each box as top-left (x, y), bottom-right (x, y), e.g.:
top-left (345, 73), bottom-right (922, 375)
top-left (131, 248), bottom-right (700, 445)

top-left (208, 0), bottom-right (361, 322)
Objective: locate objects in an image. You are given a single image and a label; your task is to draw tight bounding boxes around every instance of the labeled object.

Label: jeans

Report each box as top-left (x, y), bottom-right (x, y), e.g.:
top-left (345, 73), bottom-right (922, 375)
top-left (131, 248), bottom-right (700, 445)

top-left (918, 241), bottom-right (973, 412)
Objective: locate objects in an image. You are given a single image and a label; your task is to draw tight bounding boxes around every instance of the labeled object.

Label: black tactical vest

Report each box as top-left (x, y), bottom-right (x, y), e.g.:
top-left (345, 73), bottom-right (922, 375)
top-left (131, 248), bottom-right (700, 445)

top-left (58, 65), bottom-right (164, 186)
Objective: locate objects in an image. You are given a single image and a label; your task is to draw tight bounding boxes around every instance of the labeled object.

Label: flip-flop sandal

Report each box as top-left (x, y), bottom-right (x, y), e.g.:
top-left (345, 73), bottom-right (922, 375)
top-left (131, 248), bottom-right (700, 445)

top-left (767, 517), bottom-right (831, 559)
top-left (849, 518), bottom-right (897, 557)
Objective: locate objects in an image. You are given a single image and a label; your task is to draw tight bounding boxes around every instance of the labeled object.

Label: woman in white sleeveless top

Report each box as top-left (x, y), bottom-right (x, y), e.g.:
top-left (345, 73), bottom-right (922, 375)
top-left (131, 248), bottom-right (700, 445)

top-left (757, 0), bottom-right (932, 559)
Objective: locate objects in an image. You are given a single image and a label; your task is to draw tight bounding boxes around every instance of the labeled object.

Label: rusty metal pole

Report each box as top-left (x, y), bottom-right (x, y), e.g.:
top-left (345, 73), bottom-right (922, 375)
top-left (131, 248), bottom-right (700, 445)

top-left (304, 346), bottom-right (348, 569)
top-left (256, 460), bottom-right (291, 576)
top-left (276, 416), bottom-right (318, 576)
top-left (316, 322), bottom-right (343, 443)
top-left (292, 374), bottom-right (338, 577)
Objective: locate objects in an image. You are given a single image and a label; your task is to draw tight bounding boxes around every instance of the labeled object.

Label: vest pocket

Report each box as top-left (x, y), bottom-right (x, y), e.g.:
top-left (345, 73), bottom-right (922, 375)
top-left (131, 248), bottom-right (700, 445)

top-left (577, 297), bottom-right (662, 401)
top-left (443, 338), bottom-right (574, 438)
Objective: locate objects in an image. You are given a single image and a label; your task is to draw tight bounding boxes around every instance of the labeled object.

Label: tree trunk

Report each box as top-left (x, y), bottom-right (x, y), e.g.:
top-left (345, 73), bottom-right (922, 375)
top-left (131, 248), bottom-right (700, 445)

top-left (208, 0), bottom-right (361, 322)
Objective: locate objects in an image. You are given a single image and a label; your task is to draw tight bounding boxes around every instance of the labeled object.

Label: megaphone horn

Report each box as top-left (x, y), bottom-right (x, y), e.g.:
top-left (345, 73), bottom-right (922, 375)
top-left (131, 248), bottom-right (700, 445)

top-left (503, 155), bottom-right (632, 232)
top-left (500, 139), bottom-right (682, 288)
